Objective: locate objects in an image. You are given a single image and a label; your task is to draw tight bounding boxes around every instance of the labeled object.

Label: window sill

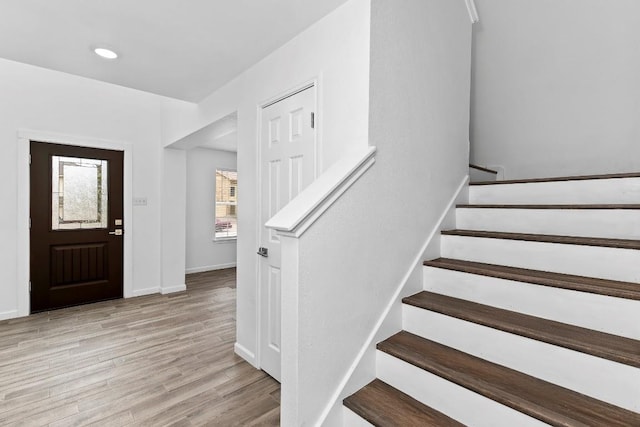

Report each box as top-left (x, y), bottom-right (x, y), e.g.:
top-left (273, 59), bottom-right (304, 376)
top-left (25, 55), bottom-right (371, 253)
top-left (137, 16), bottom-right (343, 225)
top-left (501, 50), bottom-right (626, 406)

top-left (213, 237), bottom-right (237, 243)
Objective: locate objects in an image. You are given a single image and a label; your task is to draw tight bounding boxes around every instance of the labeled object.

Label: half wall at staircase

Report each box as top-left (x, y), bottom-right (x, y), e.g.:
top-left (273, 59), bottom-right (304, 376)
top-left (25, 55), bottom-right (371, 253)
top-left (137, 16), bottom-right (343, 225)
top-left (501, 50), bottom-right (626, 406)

top-left (270, 0), bottom-right (473, 424)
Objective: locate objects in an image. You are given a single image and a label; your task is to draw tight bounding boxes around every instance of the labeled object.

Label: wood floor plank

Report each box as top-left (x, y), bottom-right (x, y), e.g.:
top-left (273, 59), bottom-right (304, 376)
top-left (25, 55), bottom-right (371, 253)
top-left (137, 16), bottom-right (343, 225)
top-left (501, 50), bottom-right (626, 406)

top-left (246, 405), bottom-right (280, 427)
top-left (186, 376), bottom-right (280, 426)
top-left (0, 268), bottom-right (280, 426)
top-left (85, 410), bottom-right (135, 427)
top-left (9, 401), bottom-right (79, 427)
top-left (2, 359), bottom-right (115, 401)
top-left (50, 405), bottom-right (134, 427)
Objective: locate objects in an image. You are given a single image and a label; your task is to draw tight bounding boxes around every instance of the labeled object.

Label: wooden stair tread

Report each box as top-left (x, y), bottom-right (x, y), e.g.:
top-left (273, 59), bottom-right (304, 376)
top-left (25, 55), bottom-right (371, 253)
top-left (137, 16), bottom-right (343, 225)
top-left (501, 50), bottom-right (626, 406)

top-left (378, 332), bottom-right (640, 426)
top-left (457, 204), bottom-right (640, 209)
top-left (441, 229), bottom-right (640, 250)
top-left (470, 172), bottom-right (640, 186)
top-left (403, 291), bottom-right (640, 368)
top-left (343, 379), bottom-right (463, 427)
top-left (423, 258), bottom-right (640, 300)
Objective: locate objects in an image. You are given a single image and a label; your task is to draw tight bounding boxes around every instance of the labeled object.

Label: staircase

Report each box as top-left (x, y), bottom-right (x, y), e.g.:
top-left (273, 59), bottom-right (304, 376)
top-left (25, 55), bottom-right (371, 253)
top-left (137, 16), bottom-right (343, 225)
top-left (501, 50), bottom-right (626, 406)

top-left (343, 173), bottom-right (640, 426)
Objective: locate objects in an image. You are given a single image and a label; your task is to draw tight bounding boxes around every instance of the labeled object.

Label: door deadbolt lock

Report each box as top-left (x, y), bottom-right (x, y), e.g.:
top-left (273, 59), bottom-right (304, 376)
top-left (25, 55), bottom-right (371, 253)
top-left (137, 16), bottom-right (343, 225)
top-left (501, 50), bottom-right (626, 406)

top-left (257, 247), bottom-right (268, 258)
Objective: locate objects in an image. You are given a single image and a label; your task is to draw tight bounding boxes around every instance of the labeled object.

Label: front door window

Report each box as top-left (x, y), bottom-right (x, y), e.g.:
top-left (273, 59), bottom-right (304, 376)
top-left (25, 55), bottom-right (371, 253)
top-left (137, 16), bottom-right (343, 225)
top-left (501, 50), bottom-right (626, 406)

top-left (52, 156), bottom-right (108, 230)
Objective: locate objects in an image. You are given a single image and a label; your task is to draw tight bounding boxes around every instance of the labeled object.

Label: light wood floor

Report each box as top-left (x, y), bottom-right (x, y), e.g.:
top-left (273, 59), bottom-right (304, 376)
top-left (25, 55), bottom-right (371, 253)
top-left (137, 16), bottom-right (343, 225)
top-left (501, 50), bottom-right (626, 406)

top-left (0, 268), bottom-right (280, 426)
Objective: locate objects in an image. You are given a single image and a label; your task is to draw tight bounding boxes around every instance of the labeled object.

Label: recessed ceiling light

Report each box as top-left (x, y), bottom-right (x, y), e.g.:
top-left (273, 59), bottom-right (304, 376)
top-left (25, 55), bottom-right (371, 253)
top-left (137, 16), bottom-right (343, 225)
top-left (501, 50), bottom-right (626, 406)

top-left (94, 47), bottom-right (118, 60)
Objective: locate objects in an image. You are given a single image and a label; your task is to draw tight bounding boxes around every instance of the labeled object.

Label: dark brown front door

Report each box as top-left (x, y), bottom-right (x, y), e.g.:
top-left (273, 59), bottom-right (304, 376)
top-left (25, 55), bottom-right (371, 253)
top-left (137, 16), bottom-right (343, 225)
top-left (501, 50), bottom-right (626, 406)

top-left (30, 141), bottom-right (124, 312)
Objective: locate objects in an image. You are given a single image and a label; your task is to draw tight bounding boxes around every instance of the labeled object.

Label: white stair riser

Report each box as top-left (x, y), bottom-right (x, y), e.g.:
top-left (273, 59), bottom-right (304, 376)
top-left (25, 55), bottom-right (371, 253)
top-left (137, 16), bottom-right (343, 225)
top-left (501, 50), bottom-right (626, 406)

top-left (376, 351), bottom-right (546, 427)
top-left (403, 306), bottom-right (640, 412)
top-left (342, 407), bottom-right (374, 426)
top-left (469, 178), bottom-right (640, 205)
top-left (456, 208), bottom-right (640, 240)
top-left (423, 266), bottom-right (640, 340)
top-left (440, 235), bottom-right (640, 283)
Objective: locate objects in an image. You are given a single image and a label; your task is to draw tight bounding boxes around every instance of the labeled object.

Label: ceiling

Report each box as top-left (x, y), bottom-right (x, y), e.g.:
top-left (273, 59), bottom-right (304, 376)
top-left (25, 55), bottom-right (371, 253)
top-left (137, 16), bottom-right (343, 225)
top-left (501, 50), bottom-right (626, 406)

top-left (0, 0), bottom-right (350, 102)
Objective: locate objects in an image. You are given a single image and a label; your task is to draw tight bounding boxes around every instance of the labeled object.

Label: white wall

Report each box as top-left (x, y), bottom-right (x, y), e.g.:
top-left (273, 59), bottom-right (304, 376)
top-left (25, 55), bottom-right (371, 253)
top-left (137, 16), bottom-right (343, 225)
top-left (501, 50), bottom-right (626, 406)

top-left (0, 57), bottom-right (192, 319)
top-left (163, 0), bottom-right (371, 366)
top-left (471, 0), bottom-right (640, 179)
top-left (186, 148), bottom-right (237, 273)
top-left (161, 148), bottom-right (187, 294)
top-left (282, 0), bottom-right (472, 424)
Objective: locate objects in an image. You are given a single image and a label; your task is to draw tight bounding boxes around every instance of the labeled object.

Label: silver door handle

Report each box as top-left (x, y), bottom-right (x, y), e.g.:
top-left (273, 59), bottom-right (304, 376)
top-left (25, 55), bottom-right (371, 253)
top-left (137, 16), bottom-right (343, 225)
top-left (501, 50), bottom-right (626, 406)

top-left (109, 229), bottom-right (124, 236)
top-left (257, 247), bottom-right (268, 257)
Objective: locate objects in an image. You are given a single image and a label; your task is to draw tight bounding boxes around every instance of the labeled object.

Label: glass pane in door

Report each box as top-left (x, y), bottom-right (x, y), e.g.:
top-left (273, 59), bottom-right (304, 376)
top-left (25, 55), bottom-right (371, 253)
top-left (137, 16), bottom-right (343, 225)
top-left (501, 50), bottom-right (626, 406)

top-left (52, 156), bottom-right (108, 230)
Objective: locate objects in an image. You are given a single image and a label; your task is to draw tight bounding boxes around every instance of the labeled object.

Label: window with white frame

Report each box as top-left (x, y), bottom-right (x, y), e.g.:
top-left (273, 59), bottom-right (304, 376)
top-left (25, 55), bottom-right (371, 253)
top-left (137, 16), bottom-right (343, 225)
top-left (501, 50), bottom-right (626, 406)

top-left (215, 169), bottom-right (237, 239)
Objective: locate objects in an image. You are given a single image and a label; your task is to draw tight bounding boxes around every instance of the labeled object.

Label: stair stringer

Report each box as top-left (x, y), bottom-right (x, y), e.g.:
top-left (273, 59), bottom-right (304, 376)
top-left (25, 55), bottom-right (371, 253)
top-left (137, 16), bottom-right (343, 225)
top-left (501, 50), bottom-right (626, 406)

top-left (318, 175), bottom-right (469, 426)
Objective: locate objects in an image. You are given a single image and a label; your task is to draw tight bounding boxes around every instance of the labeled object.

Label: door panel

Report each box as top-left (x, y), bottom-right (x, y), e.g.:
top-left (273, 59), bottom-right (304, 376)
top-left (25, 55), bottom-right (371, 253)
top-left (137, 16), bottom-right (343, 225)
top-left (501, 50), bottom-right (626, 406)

top-left (259, 85), bottom-right (316, 380)
top-left (30, 142), bottom-right (124, 313)
top-left (268, 266), bottom-right (282, 352)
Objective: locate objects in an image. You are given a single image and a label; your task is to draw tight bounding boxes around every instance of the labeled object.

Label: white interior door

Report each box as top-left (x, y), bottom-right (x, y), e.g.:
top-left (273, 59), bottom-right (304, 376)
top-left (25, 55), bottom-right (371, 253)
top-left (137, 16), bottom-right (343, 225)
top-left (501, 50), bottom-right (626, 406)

top-left (259, 86), bottom-right (316, 381)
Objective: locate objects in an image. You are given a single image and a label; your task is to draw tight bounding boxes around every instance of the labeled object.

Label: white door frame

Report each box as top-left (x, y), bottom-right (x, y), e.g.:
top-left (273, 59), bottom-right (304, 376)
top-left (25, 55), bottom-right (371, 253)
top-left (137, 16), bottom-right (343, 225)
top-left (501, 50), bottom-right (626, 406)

top-left (255, 77), bottom-right (321, 370)
top-left (16, 129), bottom-right (134, 318)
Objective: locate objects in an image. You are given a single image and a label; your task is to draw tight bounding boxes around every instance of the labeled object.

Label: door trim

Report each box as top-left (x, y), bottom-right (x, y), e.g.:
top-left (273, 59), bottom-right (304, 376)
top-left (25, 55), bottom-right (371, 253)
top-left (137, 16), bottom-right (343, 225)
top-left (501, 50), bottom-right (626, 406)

top-left (254, 77), bottom-right (321, 370)
top-left (17, 129), bottom-right (133, 317)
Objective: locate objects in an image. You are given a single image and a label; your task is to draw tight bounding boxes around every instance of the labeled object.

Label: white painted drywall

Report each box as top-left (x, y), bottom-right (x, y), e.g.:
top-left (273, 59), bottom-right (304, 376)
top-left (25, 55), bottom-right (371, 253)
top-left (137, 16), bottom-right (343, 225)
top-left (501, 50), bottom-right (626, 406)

top-left (0, 57), bottom-right (192, 318)
top-left (471, 0), bottom-right (640, 179)
top-left (186, 148), bottom-right (237, 273)
top-left (163, 0), bottom-right (371, 367)
top-left (161, 148), bottom-right (187, 294)
top-left (281, 0), bottom-right (472, 424)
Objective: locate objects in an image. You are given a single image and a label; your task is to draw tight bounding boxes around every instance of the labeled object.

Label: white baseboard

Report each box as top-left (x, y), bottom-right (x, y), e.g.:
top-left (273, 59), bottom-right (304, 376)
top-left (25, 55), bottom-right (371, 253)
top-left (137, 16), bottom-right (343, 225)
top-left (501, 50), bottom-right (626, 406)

top-left (131, 287), bottom-right (160, 297)
top-left (315, 174), bottom-right (470, 426)
top-left (0, 310), bottom-right (18, 322)
top-left (161, 284), bottom-right (187, 295)
top-left (234, 342), bottom-right (258, 368)
top-left (185, 262), bottom-right (237, 274)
